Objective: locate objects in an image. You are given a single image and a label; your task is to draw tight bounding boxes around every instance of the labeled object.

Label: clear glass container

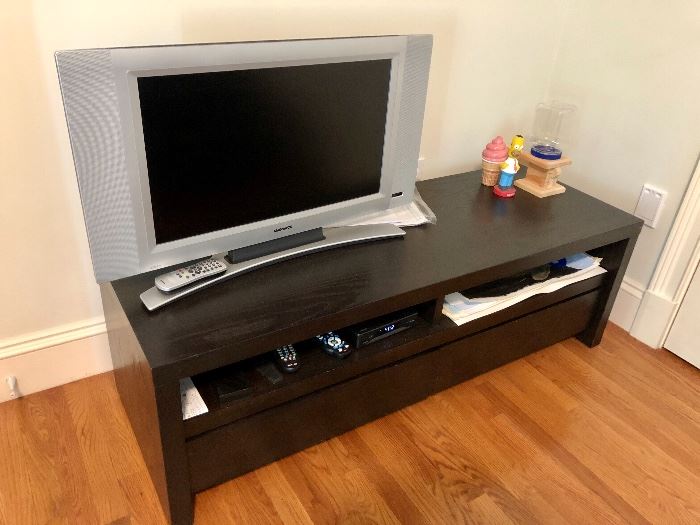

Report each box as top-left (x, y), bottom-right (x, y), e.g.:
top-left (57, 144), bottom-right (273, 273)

top-left (530, 101), bottom-right (576, 160)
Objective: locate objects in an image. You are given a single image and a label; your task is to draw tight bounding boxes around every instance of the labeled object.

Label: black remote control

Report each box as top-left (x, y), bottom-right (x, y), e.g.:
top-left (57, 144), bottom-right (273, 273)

top-left (274, 344), bottom-right (299, 373)
top-left (316, 332), bottom-right (352, 359)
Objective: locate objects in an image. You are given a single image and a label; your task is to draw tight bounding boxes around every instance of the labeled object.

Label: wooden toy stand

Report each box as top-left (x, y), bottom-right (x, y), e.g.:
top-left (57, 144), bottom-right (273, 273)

top-left (516, 151), bottom-right (572, 197)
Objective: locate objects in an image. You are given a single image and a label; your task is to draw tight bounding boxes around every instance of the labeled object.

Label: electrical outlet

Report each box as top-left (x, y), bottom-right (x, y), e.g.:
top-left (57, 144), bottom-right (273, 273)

top-left (634, 184), bottom-right (666, 228)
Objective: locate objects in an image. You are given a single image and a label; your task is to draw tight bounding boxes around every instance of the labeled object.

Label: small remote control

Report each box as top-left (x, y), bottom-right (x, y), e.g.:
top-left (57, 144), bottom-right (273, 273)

top-left (155, 259), bottom-right (227, 293)
top-left (316, 332), bottom-right (352, 359)
top-left (274, 344), bottom-right (299, 373)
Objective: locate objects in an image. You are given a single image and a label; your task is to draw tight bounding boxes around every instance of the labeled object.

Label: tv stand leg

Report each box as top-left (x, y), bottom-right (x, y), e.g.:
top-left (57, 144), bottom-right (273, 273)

top-left (154, 381), bottom-right (194, 525)
top-left (578, 234), bottom-right (637, 347)
top-left (422, 296), bottom-right (445, 323)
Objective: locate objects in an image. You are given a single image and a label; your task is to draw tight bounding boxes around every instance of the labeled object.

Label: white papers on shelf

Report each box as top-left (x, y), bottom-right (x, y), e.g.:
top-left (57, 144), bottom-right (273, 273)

top-left (343, 201), bottom-right (432, 227)
top-left (331, 201), bottom-right (431, 228)
top-left (443, 257), bottom-right (607, 327)
top-left (180, 377), bottom-right (208, 420)
top-left (331, 190), bottom-right (437, 228)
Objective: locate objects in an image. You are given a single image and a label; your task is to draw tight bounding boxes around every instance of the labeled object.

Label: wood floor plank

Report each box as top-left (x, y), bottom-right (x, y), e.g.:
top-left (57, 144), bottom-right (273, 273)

top-left (194, 469), bottom-right (282, 524)
top-left (476, 380), bottom-right (652, 524)
top-left (62, 375), bottom-right (152, 524)
top-left (337, 428), bottom-right (432, 524)
top-left (0, 387), bottom-right (100, 524)
top-left (442, 386), bottom-right (627, 524)
top-left (117, 471), bottom-right (168, 525)
top-left (482, 361), bottom-right (700, 523)
top-left (412, 387), bottom-right (627, 524)
top-left (1, 324), bottom-right (700, 524)
top-left (266, 450), bottom-right (341, 524)
top-left (353, 414), bottom-right (468, 524)
top-left (254, 463), bottom-right (314, 525)
top-left (528, 342), bottom-right (700, 478)
top-left (0, 398), bottom-right (32, 524)
top-left (290, 440), bottom-right (401, 524)
top-left (397, 400), bottom-right (552, 523)
top-left (463, 493), bottom-right (515, 525)
top-left (594, 325), bottom-right (700, 408)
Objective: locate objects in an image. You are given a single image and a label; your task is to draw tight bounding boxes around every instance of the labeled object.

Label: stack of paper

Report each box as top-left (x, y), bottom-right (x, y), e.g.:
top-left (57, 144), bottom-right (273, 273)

top-left (331, 191), bottom-right (436, 228)
top-left (443, 254), bottom-right (607, 326)
top-left (180, 377), bottom-right (208, 420)
top-left (336, 201), bottom-right (431, 227)
top-left (332, 202), bottom-right (430, 226)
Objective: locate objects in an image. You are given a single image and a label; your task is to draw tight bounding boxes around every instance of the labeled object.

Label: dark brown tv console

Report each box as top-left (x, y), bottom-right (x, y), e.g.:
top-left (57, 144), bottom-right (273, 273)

top-left (101, 171), bottom-right (642, 524)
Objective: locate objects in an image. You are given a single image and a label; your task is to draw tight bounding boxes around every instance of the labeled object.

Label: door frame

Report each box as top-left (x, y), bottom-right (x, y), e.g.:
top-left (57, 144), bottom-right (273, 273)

top-left (630, 153), bottom-right (700, 348)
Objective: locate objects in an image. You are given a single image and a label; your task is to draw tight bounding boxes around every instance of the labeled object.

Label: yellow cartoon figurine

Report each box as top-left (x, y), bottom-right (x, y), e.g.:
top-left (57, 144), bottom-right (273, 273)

top-left (493, 135), bottom-right (525, 198)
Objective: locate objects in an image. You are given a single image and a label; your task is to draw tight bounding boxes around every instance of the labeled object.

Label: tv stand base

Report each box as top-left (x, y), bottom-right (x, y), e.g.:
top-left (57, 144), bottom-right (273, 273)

top-left (140, 224), bottom-right (405, 311)
top-left (227, 228), bottom-right (325, 263)
top-left (105, 173), bottom-right (642, 524)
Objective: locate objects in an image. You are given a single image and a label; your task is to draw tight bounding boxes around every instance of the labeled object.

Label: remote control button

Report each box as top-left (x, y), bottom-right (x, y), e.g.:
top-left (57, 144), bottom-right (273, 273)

top-left (317, 332), bottom-right (352, 359)
top-left (273, 344), bottom-right (299, 373)
top-left (154, 258), bottom-right (228, 292)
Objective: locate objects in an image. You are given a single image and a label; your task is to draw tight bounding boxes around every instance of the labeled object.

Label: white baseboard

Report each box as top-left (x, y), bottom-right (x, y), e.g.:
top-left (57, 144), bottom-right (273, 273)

top-left (629, 290), bottom-right (677, 349)
top-left (612, 276), bottom-right (680, 349)
top-left (0, 318), bottom-right (112, 403)
top-left (609, 277), bottom-right (644, 331)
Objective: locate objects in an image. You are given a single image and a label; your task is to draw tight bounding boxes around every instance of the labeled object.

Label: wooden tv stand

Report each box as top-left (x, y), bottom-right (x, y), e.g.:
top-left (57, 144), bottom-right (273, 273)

top-left (101, 172), bottom-right (642, 524)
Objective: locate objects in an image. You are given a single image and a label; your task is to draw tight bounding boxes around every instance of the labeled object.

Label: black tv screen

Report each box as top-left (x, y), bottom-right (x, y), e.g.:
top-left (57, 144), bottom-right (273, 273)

top-left (137, 59), bottom-right (392, 244)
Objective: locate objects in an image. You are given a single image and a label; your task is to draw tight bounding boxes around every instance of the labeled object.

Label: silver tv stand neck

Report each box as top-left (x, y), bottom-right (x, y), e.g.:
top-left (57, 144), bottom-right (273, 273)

top-left (140, 224), bottom-right (405, 311)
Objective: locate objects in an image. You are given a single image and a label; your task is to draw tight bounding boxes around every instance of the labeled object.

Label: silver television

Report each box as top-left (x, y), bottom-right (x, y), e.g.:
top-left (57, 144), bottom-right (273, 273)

top-left (56, 35), bottom-right (432, 285)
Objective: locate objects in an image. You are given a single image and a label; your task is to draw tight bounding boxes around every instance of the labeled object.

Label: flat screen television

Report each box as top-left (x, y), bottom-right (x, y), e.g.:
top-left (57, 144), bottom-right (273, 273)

top-left (55, 35), bottom-right (432, 297)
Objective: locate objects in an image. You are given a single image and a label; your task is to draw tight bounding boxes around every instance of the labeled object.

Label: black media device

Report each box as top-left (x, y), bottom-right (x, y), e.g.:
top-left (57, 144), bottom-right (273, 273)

top-left (215, 374), bottom-right (253, 403)
top-left (348, 309), bottom-right (419, 348)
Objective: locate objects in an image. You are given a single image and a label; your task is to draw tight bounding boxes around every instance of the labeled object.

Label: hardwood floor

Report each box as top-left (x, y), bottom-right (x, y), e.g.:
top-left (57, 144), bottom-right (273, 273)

top-left (1, 323), bottom-right (699, 524)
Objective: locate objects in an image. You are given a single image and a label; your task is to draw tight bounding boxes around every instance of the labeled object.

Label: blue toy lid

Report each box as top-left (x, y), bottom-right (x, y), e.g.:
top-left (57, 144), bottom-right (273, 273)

top-left (531, 144), bottom-right (562, 160)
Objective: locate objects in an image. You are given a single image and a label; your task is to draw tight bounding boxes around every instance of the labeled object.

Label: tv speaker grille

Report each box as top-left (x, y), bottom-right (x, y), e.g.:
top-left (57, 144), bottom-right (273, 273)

top-left (56, 49), bottom-right (139, 282)
top-left (392, 35), bottom-right (432, 205)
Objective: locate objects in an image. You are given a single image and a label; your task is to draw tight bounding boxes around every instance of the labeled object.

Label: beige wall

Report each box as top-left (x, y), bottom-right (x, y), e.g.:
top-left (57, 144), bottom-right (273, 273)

top-left (547, 0), bottom-right (700, 288)
top-left (3, 0), bottom-right (697, 389)
top-left (1, 2), bottom-right (104, 339)
top-left (1, 0), bottom-right (566, 342)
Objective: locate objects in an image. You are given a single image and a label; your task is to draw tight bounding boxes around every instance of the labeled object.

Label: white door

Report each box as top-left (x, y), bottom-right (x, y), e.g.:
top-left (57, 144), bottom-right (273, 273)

top-left (665, 261), bottom-right (700, 368)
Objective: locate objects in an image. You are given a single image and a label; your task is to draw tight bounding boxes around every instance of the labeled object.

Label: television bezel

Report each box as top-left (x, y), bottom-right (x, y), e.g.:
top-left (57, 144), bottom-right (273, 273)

top-left (56, 35), bottom-right (432, 281)
top-left (114, 38), bottom-right (407, 268)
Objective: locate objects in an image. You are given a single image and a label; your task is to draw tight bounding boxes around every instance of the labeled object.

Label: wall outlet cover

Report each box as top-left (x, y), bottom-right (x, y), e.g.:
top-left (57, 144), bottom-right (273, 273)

top-left (634, 184), bottom-right (666, 228)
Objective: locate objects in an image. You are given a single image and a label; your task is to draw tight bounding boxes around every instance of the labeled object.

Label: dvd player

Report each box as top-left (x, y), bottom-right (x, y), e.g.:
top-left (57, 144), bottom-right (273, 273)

top-left (347, 309), bottom-right (419, 348)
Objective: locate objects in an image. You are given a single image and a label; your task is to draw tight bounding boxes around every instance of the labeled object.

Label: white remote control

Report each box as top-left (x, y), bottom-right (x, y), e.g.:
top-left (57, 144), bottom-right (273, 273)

top-left (155, 259), bottom-right (227, 293)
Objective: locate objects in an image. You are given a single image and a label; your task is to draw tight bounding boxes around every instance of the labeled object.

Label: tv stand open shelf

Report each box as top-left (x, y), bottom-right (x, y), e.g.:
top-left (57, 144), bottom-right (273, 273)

top-left (101, 172), bottom-right (642, 524)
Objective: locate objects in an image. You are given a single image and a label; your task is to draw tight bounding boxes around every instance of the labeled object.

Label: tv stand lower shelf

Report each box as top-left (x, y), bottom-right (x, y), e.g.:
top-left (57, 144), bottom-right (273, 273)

top-left (186, 290), bottom-right (597, 492)
top-left (101, 172), bottom-right (642, 524)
